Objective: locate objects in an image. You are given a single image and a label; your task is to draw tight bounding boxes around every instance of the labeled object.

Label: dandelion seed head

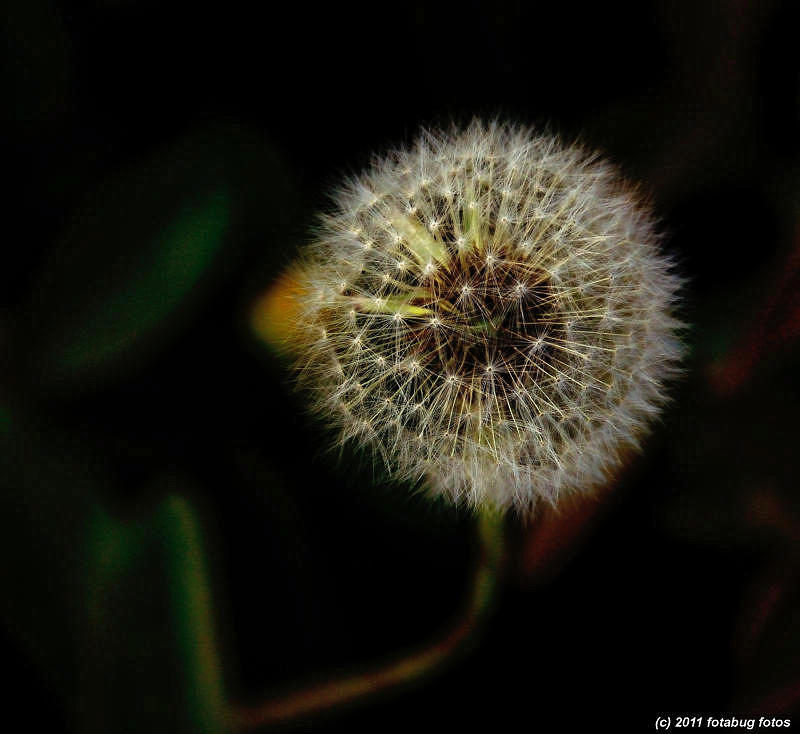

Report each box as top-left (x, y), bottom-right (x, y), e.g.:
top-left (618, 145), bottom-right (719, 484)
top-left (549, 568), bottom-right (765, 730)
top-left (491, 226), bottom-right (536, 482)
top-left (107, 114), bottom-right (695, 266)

top-left (289, 120), bottom-right (685, 515)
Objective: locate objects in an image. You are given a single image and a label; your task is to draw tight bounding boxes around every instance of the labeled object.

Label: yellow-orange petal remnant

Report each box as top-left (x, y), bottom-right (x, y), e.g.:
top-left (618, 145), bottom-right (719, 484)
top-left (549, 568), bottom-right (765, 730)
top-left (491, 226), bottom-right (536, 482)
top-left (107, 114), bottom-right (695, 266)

top-left (250, 268), bottom-right (308, 355)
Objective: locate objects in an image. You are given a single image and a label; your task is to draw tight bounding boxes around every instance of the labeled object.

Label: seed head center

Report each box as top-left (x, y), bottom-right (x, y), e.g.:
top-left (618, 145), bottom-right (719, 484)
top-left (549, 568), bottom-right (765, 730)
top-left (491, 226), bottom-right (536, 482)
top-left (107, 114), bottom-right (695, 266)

top-left (414, 249), bottom-right (556, 386)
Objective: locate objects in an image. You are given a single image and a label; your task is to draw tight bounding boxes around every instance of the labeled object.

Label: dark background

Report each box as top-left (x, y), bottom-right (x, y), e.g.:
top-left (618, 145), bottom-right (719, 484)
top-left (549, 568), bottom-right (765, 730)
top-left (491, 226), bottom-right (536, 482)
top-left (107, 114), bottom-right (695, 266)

top-left (2, 0), bottom-right (799, 731)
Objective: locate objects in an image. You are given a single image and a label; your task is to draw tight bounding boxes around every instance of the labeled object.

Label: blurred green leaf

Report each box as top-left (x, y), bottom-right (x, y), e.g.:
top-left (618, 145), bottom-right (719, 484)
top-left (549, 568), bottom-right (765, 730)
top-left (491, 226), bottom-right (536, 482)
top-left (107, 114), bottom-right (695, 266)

top-left (82, 491), bottom-right (228, 734)
top-left (162, 494), bottom-right (228, 734)
top-left (19, 125), bottom-right (298, 392)
top-left (0, 407), bottom-right (229, 732)
top-left (56, 187), bottom-right (230, 373)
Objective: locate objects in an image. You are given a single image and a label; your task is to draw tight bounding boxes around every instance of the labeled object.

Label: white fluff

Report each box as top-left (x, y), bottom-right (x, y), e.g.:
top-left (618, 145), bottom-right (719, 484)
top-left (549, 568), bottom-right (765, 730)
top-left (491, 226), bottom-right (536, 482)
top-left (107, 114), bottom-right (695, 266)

top-left (289, 120), bottom-right (685, 515)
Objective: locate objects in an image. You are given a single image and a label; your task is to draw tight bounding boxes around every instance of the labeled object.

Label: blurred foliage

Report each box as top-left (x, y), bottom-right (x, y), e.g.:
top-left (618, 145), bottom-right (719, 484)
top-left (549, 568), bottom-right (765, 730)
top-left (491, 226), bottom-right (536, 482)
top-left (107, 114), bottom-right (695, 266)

top-left (84, 491), bottom-right (227, 733)
top-left (16, 124), bottom-right (297, 392)
top-left (0, 411), bottom-right (227, 732)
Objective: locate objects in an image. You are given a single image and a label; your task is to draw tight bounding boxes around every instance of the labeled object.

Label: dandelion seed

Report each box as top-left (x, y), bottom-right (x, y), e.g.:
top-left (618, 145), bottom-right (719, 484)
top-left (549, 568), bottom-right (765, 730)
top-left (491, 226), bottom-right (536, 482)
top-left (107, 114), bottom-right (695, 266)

top-left (287, 120), bottom-right (685, 515)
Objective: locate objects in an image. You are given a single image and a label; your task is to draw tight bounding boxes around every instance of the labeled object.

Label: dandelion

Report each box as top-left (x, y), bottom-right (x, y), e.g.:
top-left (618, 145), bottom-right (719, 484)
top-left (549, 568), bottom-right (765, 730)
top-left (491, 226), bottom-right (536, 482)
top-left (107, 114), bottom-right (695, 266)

top-left (281, 120), bottom-right (684, 515)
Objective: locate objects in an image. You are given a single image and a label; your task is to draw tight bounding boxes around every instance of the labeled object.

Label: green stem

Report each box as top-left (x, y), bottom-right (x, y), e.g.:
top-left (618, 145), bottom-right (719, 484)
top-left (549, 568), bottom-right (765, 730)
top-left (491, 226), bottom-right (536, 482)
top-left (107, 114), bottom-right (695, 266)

top-left (229, 509), bottom-right (506, 730)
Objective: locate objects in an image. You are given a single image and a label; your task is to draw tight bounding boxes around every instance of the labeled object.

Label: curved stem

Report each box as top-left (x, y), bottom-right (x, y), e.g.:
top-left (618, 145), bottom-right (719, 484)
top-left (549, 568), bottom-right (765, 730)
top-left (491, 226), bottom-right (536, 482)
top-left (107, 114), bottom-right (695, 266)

top-left (228, 510), bottom-right (506, 730)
